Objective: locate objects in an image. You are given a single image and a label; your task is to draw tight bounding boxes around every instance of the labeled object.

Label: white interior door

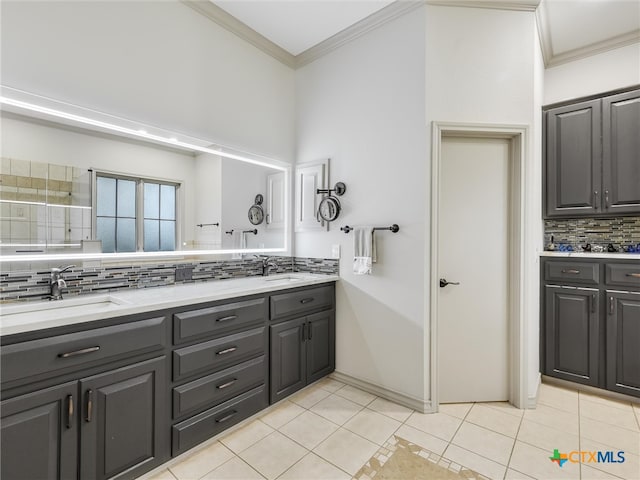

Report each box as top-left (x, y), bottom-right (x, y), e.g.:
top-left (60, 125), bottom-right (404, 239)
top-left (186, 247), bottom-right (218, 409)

top-left (438, 136), bottom-right (510, 403)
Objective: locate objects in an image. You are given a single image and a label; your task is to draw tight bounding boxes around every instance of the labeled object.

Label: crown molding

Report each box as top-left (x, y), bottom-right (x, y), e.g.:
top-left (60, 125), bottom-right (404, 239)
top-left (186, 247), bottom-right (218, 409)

top-left (544, 30), bottom-right (640, 68)
top-left (181, 0), bottom-right (296, 68)
top-left (295, 1), bottom-right (426, 68)
top-left (426, 0), bottom-right (539, 12)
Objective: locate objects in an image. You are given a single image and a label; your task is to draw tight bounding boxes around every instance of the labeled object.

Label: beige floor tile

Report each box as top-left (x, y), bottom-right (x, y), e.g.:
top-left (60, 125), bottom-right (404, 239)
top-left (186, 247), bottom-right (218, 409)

top-left (367, 397), bottom-right (413, 422)
top-left (580, 398), bottom-right (639, 432)
top-left (523, 403), bottom-right (579, 435)
top-left (313, 428), bottom-right (379, 476)
top-left (144, 468), bottom-right (178, 480)
top-left (278, 452), bottom-right (351, 480)
top-left (279, 410), bottom-right (339, 450)
top-left (169, 442), bottom-right (235, 480)
top-left (580, 464), bottom-right (623, 480)
top-left (451, 421), bottom-right (515, 466)
top-left (219, 420), bottom-right (274, 454)
top-left (201, 457), bottom-right (265, 479)
top-left (579, 438), bottom-right (640, 480)
top-left (443, 444), bottom-right (506, 480)
top-left (484, 401), bottom-right (525, 418)
top-left (260, 401), bottom-right (305, 429)
top-left (310, 394), bottom-right (363, 426)
top-left (342, 408), bottom-right (401, 445)
top-left (466, 403), bottom-right (522, 438)
top-left (579, 391), bottom-right (635, 411)
top-left (516, 419), bottom-right (579, 452)
top-left (581, 416), bottom-right (640, 455)
top-left (507, 441), bottom-right (580, 480)
top-left (404, 411), bottom-right (462, 442)
top-left (394, 424), bottom-right (448, 456)
top-left (333, 385), bottom-right (376, 406)
top-left (239, 431), bottom-right (307, 480)
top-left (537, 383), bottom-right (579, 413)
top-left (289, 385), bottom-right (332, 409)
top-left (314, 377), bottom-right (346, 393)
top-left (504, 468), bottom-right (535, 479)
top-left (438, 403), bottom-right (473, 419)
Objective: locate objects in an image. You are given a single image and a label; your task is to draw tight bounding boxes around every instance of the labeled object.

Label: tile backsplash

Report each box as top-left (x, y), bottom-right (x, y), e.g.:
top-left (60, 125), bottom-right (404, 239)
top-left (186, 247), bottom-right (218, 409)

top-left (0, 256), bottom-right (339, 303)
top-left (544, 216), bottom-right (640, 250)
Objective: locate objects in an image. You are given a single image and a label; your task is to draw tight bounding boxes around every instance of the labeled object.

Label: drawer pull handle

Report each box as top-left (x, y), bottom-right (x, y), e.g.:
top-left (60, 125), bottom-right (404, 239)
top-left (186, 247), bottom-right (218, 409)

top-left (300, 298), bottom-right (314, 304)
top-left (215, 410), bottom-right (237, 424)
top-left (58, 346), bottom-right (100, 358)
top-left (625, 273), bottom-right (640, 278)
top-left (85, 389), bottom-right (93, 423)
top-left (216, 379), bottom-right (237, 390)
top-left (561, 269), bottom-right (580, 274)
top-left (216, 346), bottom-right (237, 355)
top-left (66, 395), bottom-right (74, 429)
top-left (216, 315), bottom-right (237, 323)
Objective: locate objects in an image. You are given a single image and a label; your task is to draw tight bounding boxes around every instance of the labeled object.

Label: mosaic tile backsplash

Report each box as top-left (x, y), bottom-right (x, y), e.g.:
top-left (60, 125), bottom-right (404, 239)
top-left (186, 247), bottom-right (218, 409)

top-left (544, 216), bottom-right (640, 250)
top-left (0, 256), bottom-right (339, 303)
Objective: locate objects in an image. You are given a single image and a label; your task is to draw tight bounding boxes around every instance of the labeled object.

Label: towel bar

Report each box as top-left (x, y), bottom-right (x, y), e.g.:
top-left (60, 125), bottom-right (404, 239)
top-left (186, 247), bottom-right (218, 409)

top-left (196, 222), bottom-right (220, 228)
top-left (340, 224), bottom-right (399, 234)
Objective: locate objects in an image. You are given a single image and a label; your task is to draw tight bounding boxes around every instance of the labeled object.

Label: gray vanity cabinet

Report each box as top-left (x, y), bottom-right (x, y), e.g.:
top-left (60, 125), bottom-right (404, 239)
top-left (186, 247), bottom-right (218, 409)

top-left (545, 99), bottom-right (602, 217)
top-left (606, 292), bottom-right (640, 396)
top-left (79, 357), bottom-right (166, 480)
top-left (269, 285), bottom-right (335, 403)
top-left (602, 89), bottom-right (640, 215)
top-left (544, 286), bottom-right (600, 386)
top-left (1, 381), bottom-right (78, 480)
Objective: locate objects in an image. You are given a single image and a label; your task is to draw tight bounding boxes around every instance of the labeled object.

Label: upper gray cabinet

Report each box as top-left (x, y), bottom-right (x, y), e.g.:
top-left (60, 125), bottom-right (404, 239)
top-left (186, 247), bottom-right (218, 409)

top-left (602, 90), bottom-right (640, 215)
top-left (544, 88), bottom-right (640, 219)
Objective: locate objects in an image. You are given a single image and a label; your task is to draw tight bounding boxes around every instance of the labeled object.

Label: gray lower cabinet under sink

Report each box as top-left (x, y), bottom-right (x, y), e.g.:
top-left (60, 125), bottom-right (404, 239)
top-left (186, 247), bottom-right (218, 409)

top-left (541, 258), bottom-right (640, 397)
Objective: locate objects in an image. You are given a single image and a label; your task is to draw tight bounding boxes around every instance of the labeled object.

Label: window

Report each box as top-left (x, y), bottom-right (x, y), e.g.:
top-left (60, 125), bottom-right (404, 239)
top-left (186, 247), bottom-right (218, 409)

top-left (95, 174), bottom-right (178, 253)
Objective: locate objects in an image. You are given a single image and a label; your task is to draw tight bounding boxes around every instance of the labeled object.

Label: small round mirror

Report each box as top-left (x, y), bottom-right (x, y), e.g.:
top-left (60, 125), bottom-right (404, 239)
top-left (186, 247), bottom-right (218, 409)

top-left (318, 196), bottom-right (341, 222)
top-left (248, 205), bottom-right (264, 225)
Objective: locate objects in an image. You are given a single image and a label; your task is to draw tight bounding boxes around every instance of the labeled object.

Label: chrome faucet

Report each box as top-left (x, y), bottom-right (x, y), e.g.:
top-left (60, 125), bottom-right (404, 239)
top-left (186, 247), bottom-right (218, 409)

top-left (256, 256), bottom-right (278, 276)
top-left (50, 265), bottom-right (75, 300)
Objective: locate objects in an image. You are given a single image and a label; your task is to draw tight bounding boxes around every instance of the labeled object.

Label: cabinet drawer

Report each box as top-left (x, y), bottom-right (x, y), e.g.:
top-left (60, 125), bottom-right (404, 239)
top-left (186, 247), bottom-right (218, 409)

top-left (1, 316), bottom-right (167, 385)
top-left (174, 297), bottom-right (266, 344)
top-left (173, 355), bottom-right (266, 419)
top-left (270, 285), bottom-right (333, 320)
top-left (173, 326), bottom-right (265, 381)
top-left (544, 261), bottom-right (599, 285)
top-left (172, 385), bottom-right (267, 456)
top-left (606, 263), bottom-right (640, 289)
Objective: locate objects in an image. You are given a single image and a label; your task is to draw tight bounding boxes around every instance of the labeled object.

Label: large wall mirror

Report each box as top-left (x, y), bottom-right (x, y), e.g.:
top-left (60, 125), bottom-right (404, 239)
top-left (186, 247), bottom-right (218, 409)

top-left (0, 88), bottom-right (289, 263)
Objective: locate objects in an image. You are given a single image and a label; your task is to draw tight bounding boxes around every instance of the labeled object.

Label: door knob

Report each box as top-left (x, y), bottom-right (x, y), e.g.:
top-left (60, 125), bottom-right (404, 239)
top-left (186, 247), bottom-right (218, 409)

top-left (439, 278), bottom-right (460, 288)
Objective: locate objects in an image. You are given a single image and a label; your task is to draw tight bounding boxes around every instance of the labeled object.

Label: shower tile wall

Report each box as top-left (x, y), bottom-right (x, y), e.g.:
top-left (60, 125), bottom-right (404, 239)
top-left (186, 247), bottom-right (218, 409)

top-left (544, 216), bottom-right (640, 249)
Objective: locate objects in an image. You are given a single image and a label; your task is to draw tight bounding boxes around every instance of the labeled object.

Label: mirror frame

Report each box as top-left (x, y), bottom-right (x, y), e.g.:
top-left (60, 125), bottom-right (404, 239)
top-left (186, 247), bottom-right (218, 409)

top-left (0, 86), bottom-right (290, 263)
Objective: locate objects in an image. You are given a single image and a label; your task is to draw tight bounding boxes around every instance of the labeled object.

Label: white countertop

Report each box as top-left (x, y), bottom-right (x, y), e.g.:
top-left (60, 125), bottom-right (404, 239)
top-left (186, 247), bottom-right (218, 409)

top-left (540, 251), bottom-right (640, 260)
top-left (0, 273), bottom-right (339, 337)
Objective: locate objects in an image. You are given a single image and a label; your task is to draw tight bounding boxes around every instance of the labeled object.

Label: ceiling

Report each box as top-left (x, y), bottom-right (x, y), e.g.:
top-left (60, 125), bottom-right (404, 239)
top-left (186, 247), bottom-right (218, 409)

top-left (203, 0), bottom-right (640, 67)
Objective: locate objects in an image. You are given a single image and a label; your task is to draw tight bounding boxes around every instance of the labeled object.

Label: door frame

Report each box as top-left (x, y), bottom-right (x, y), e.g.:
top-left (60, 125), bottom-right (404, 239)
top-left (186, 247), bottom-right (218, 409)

top-left (429, 122), bottom-right (529, 411)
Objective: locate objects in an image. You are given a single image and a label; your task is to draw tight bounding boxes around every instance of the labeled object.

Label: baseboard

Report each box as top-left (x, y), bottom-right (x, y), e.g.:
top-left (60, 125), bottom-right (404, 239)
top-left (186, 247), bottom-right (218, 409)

top-left (541, 375), bottom-right (640, 405)
top-left (331, 371), bottom-right (432, 413)
top-left (527, 372), bottom-right (541, 408)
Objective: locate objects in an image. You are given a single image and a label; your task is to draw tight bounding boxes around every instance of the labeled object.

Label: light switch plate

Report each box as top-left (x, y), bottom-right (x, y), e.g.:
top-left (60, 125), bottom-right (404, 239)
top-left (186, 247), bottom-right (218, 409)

top-left (331, 244), bottom-right (340, 259)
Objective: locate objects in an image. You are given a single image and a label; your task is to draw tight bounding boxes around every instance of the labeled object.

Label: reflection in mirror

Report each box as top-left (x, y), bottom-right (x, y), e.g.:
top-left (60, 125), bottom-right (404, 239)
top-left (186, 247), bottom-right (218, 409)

top-left (0, 110), bottom-right (287, 260)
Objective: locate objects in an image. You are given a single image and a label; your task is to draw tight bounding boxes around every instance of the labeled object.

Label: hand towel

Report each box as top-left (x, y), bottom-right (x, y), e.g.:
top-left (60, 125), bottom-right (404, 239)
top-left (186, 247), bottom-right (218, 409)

top-left (353, 226), bottom-right (376, 275)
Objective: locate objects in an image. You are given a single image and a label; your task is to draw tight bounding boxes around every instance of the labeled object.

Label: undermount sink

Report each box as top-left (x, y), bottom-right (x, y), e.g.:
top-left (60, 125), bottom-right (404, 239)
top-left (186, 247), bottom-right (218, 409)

top-left (1, 294), bottom-right (130, 318)
top-left (263, 274), bottom-right (306, 283)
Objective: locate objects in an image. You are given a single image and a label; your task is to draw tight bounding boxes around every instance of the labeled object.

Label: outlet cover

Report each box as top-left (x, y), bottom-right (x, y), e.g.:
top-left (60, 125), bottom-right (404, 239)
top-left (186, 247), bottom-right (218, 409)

top-left (175, 267), bottom-right (193, 281)
top-left (331, 244), bottom-right (341, 259)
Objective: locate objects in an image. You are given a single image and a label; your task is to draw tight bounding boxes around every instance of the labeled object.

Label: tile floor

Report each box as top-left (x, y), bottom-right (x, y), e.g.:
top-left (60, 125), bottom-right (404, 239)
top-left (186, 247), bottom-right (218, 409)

top-left (144, 379), bottom-right (640, 480)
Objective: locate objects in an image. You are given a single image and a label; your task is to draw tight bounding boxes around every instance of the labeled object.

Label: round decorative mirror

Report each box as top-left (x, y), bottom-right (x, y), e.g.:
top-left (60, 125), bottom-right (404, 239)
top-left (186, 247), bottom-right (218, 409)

top-left (317, 196), bottom-right (341, 222)
top-left (248, 204), bottom-right (264, 225)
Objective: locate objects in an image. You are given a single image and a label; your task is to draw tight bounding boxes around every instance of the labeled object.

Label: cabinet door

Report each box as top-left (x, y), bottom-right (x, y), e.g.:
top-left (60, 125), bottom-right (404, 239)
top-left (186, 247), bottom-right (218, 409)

top-left (266, 172), bottom-right (285, 229)
top-left (270, 318), bottom-right (306, 403)
top-left (1, 381), bottom-right (77, 480)
top-left (602, 90), bottom-right (640, 215)
top-left (306, 311), bottom-right (335, 384)
top-left (545, 286), bottom-right (600, 386)
top-left (79, 356), bottom-right (167, 480)
top-left (606, 292), bottom-right (640, 397)
top-left (545, 100), bottom-right (602, 217)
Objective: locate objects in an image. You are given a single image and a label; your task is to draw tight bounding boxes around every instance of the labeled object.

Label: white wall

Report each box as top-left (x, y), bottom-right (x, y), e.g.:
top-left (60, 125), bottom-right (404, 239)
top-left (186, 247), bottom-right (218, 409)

top-left (0, 1), bottom-right (295, 163)
top-left (194, 153), bottom-right (222, 249)
top-left (295, 7), bottom-right (428, 404)
top-left (544, 43), bottom-right (640, 105)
